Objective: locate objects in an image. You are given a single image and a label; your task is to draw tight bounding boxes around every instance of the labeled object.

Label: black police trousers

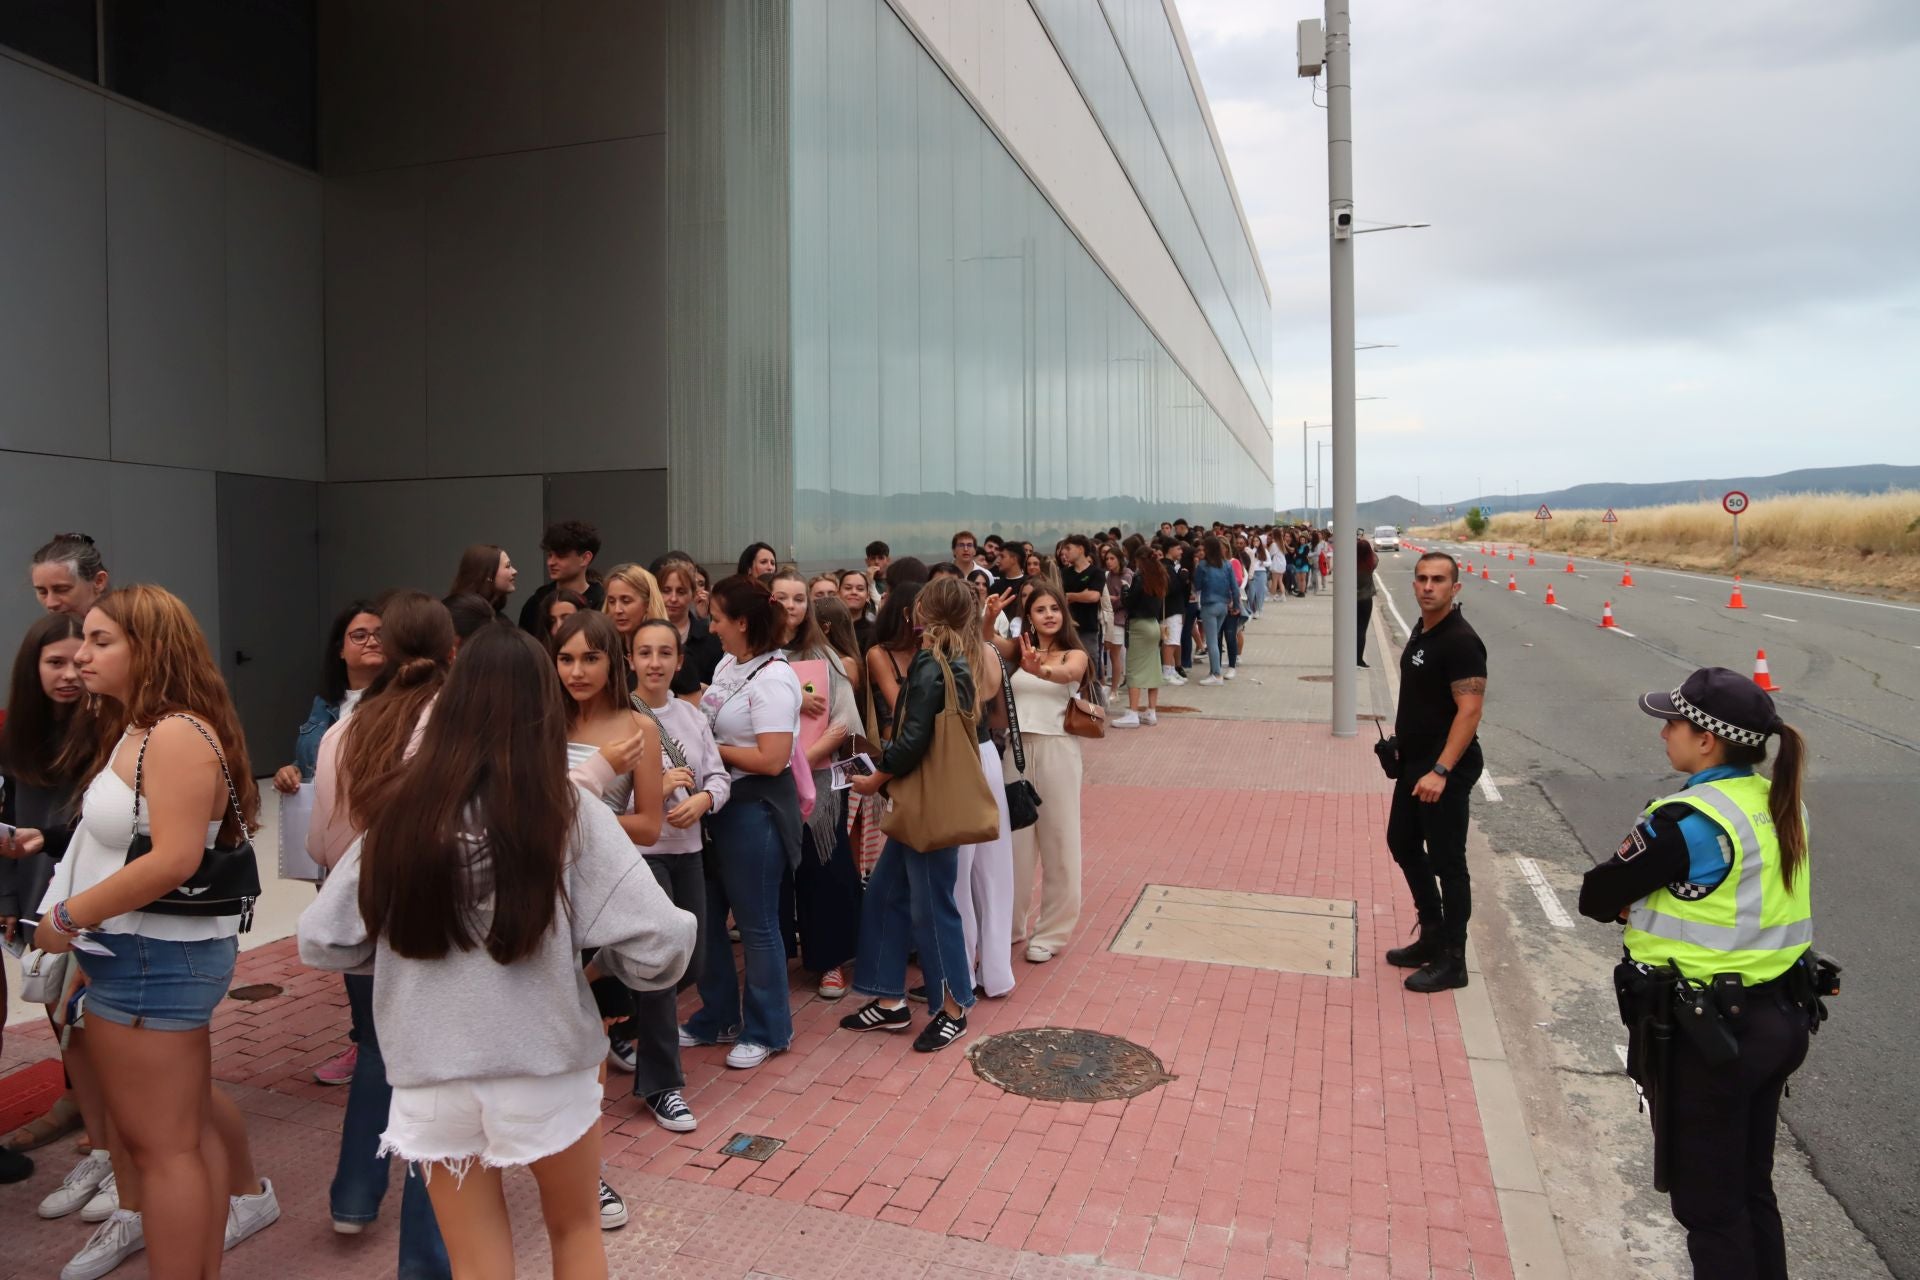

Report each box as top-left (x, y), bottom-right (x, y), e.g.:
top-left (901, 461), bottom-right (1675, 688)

top-left (1385, 763), bottom-right (1476, 946)
top-left (1665, 986), bottom-right (1810, 1280)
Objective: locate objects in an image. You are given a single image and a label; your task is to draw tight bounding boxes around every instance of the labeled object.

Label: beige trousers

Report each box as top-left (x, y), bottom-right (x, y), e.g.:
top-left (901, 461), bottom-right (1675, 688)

top-left (1007, 732), bottom-right (1084, 953)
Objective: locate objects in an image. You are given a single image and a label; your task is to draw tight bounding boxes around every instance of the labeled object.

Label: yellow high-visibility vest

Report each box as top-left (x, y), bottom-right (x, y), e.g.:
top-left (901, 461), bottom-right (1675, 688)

top-left (1623, 774), bottom-right (1811, 984)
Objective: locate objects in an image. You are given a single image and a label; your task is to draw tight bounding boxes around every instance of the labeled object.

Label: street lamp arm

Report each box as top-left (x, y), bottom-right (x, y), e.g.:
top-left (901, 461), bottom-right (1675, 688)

top-left (1351, 222), bottom-right (1430, 234)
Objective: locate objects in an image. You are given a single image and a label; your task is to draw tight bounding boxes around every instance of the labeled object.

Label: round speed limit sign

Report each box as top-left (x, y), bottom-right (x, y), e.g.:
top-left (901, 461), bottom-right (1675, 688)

top-left (1723, 490), bottom-right (1750, 515)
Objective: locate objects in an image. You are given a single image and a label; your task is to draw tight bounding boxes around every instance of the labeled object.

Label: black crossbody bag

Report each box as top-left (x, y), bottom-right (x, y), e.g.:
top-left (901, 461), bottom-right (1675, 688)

top-left (126, 714), bottom-right (261, 929)
top-left (1000, 656), bottom-right (1042, 831)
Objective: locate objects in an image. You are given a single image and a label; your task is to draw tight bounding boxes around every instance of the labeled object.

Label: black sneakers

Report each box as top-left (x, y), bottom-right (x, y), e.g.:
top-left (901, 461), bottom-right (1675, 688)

top-left (913, 1011), bottom-right (968, 1053)
top-left (840, 1001), bottom-right (912, 1032)
top-left (1404, 948), bottom-right (1469, 994)
top-left (598, 1178), bottom-right (628, 1230)
top-left (646, 1090), bottom-right (697, 1133)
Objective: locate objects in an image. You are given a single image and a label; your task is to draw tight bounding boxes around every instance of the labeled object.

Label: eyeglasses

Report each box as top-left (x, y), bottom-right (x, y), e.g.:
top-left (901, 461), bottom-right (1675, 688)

top-left (346, 629), bottom-right (383, 647)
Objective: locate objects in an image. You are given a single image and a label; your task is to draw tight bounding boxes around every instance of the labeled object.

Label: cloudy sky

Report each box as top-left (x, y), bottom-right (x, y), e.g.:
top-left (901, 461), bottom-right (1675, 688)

top-left (1177, 0), bottom-right (1920, 511)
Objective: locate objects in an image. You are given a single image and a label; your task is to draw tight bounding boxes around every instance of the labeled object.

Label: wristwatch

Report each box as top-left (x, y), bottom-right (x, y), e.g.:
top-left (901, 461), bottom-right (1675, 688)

top-left (1432, 762), bottom-right (1451, 778)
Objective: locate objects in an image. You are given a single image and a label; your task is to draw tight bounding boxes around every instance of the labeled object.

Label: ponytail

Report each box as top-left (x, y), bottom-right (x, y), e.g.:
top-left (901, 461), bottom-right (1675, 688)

top-left (1769, 723), bottom-right (1808, 891)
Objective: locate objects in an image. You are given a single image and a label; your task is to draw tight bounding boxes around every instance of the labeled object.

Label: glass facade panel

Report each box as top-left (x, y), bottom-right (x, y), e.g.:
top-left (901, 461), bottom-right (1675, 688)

top-left (1031, 0), bottom-right (1272, 418)
top-left (789, 0), bottom-right (1269, 564)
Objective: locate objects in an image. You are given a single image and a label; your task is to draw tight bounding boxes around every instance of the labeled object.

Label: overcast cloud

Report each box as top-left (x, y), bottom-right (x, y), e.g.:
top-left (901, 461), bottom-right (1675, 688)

top-left (1178, 0), bottom-right (1920, 511)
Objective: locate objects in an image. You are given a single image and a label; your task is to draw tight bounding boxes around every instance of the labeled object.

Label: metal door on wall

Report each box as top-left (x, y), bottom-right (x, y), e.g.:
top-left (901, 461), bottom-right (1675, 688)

top-left (216, 473), bottom-right (321, 777)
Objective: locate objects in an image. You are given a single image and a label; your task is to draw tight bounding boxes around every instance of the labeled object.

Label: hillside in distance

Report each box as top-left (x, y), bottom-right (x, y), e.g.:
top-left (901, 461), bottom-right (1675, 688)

top-left (1349, 463), bottom-right (1920, 528)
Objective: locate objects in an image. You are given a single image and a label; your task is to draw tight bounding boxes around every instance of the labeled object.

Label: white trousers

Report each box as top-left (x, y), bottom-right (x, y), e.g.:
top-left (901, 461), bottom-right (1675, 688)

top-left (1007, 733), bottom-right (1084, 954)
top-left (956, 741), bottom-right (1017, 997)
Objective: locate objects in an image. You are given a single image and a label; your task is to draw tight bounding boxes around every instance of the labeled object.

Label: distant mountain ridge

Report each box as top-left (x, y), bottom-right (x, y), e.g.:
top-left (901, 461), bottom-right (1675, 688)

top-left (1341, 463), bottom-right (1920, 530)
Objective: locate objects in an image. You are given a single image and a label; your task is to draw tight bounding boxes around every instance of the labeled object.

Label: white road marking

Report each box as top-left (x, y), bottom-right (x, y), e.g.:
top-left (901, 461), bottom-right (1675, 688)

top-left (1762, 614), bottom-right (1798, 623)
top-left (1607, 627), bottom-right (1637, 638)
top-left (1673, 595), bottom-right (1696, 603)
top-left (1516, 857), bottom-right (1576, 928)
top-left (1603, 562), bottom-right (1920, 614)
top-left (1550, 603), bottom-right (1568, 611)
top-left (1379, 576), bottom-right (1413, 640)
top-left (1479, 772), bottom-right (1503, 803)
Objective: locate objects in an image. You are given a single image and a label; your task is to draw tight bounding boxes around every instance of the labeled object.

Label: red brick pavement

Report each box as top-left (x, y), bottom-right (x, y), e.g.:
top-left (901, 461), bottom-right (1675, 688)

top-left (2, 720), bottom-right (1513, 1278)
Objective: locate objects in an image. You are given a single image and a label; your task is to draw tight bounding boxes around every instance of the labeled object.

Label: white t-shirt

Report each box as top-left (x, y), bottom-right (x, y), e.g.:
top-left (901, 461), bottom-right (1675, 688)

top-left (700, 652), bottom-right (803, 781)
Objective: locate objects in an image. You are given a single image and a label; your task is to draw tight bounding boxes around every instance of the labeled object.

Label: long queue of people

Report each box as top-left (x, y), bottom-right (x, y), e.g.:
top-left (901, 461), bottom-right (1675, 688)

top-left (0, 516), bottom-right (1325, 1279)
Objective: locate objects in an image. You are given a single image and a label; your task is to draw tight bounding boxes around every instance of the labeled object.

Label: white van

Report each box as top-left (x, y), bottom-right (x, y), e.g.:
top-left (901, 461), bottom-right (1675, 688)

top-left (1373, 525), bottom-right (1401, 552)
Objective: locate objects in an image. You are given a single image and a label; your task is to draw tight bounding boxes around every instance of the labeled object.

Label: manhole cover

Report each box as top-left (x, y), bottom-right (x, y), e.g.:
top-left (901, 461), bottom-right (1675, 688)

top-left (720, 1133), bottom-right (785, 1162)
top-left (1298, 674), bottom-right (1333, 683)
top-left (968, 1028), bottom-right (1174, 1102)
top-left (227, 984), bottom-right (282, 1002)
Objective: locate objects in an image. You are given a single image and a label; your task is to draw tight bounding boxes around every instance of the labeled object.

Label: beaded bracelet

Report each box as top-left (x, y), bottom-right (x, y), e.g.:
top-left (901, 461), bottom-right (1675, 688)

top-left (51, 900), bottom-right (80, 937)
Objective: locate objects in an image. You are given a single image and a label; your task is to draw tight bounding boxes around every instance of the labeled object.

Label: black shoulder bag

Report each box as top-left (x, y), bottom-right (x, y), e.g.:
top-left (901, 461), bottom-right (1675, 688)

top-left (999, 657), bottom-right (1042, 831)
top-left (125, 714), bottom-right (262, 929)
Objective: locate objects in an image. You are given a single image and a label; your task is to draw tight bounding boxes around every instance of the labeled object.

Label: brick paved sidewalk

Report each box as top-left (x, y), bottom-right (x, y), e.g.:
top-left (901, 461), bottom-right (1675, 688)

top-left (3, 615), bottom-right (1516, 1278)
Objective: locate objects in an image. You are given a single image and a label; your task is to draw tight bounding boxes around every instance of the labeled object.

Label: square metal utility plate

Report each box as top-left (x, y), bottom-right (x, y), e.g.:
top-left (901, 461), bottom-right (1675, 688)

top-left (1111, 884), bottom-right (1357, 978)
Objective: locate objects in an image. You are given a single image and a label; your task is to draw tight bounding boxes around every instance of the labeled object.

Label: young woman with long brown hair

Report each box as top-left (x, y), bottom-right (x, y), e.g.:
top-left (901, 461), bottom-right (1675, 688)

top-left (32, 586), bottom-right (279, 1277)
top-left (299, 625), bottom-right (696, 1280)
top-left (839, 578), bottom-right (985, 1052)
top-left (447, 543), bottom-right (518, 616)
top-left (1120, 546), bottom-right (1168, 726)
top-left (987, 581), bottom-right (1089, 964)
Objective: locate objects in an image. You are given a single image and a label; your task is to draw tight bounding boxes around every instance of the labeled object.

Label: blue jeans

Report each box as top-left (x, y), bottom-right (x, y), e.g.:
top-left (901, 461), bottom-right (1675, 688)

top-left (1200, 600), bottom-right (1228, 676)
top-left (331, 973), bottom-right (451, 1280)
top-left (853, 840), bottom-right (976, 1011)
top-left (1222, 611), bottom-right (1244, 668)
top-left (685, 800), bottom-right (793, 1051)
top-left (1247, 572), bottom-right (1267, 617)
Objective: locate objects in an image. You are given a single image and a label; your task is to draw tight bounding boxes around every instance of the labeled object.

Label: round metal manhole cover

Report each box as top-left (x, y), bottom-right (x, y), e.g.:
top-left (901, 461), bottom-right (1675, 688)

top-left (968, 1028), bottom-right (1175, 1102)
top-left (1299, 674), bottom-right (1333, 683)
top-left (227, 983), bottom-right (283, 1002)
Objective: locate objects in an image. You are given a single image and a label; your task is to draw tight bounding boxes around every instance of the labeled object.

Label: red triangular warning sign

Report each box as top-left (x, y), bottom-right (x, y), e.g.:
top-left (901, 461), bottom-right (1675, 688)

top-left (1601, 507), bottom-right (1619, 523)
top-left (1534, 504), bottom-right (1552, 520)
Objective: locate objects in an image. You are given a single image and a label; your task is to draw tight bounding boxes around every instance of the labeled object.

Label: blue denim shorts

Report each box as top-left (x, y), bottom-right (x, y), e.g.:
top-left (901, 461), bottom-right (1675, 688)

top-left (77, 933), bottom-right (238, 1031)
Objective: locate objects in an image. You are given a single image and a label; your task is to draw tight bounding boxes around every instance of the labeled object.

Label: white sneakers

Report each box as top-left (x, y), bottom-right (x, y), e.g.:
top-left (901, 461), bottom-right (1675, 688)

top-left (1141, 709), bottom-right (1157, 726)
top-left (225, 1178), bottom-right (281, 1251)
top-left (1109, 709), bottom-right (1141, 729)
top-left (1162, 667), bottom-right (1187, 685)
top-left (80, 1172), bottom-right (119, 1223)
top-left (1198, 674), bottom-right (1224, 686)
top-left (725, 1042), bottom-right (772, 1070)
top-left (1024, 943), bottom-right (1054, 963)
top-left (39, 1150), bottom-right (112, 1220)
top-left (1224, 667), bottom-right (1238, 680)
top-left (62, 1209), bottom-right (144, 1280)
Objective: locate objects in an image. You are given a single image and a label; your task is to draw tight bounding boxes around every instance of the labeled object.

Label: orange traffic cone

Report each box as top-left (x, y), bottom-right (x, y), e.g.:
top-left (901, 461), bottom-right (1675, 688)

top-left (1753, 649), bottom-right (1781, 692)
top-left (1565, 557), bottom-right (1576, 574)
top-left (1620, 564), bottom-right (1635, 588)
top-left (1727, 576), bottom-right (1747, 609)
top-left (1527, 551), bottom-right (1536, 566)
top-left (1507, 573), bottom-right (1519, 592)
top-left (1507, 549), bottom-right (1515, 561)
top-left (1481, 565), bottom-right (1491, 581)
top-left (1543, 584), bottom-right (1557, 606)
top-left (1598, 601), bottom-right (1617, 629)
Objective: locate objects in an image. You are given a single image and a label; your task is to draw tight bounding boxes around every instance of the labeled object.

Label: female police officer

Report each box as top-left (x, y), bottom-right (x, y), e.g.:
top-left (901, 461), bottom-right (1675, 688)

top-left (1578, 666), bottom-right (1815, 1280)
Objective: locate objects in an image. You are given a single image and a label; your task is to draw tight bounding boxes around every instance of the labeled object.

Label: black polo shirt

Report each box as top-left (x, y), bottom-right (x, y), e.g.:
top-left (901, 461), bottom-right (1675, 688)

top-left (670, 614), bottom-right (725, 697)
top-left (1394, 606), bottom-right (1487, 776)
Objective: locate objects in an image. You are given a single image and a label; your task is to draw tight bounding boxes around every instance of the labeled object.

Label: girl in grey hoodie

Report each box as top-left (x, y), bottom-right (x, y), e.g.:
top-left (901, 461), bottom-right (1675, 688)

top-left (299, 626), bottom-right (694, 1279)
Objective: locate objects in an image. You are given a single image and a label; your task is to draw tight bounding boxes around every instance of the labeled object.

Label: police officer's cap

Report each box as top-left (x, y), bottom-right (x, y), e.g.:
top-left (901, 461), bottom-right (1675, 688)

top-left (1639, 667), bottom-right (1781, 748)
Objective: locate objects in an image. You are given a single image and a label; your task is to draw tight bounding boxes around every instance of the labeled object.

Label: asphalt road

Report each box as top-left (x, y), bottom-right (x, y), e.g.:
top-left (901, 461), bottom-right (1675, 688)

top-left (1390, 540), bottom-right (1920, 1277)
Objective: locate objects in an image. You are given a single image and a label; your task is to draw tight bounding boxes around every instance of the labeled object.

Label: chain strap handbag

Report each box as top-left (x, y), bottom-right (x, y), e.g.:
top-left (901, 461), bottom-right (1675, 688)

top-left (125, 714), bottom-right (262, 929)
top-left (999, 656), bottom-right (1042, 831)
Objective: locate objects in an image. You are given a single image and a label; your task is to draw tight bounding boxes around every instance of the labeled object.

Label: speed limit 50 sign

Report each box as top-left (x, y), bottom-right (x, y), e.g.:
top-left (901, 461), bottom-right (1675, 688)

top-left (1722, 490), bottom-right (1750, 515)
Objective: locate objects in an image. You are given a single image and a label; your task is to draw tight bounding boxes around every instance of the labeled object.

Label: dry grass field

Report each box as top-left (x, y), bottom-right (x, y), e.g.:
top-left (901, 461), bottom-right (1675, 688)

top-left (1414, 491), bottom-right (1920, 597)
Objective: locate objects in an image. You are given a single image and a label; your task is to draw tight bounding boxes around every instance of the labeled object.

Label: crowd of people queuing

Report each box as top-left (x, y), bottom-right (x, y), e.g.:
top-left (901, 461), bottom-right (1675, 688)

top-left (0, 516), bottom-right (1364, 1279)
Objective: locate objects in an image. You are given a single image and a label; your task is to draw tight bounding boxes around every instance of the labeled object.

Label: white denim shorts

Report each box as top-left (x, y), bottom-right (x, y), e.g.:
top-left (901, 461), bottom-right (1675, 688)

top-left (1102, 623), bottom-right (1126, 646)
top-left (379, 1066), bottom-right (603, 1179)
top-left (1161, 615), bottom-right (1184, 645)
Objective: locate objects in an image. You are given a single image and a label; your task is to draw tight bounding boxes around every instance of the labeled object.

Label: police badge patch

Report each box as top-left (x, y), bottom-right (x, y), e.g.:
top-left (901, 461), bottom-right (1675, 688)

top-left (1616, 823), bottom-right (1650, 862)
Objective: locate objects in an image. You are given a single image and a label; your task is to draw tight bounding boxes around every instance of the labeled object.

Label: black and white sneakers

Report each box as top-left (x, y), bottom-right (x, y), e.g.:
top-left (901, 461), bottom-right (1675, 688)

top-left (913, 1011), bottom-right (968, 1053)
top-left (839, 1001), bottom-right (913, 1032)
top-left (646, 1090), bottom-right (697, 1133)
top-left (598, 1179), bottom-right (628, 1230)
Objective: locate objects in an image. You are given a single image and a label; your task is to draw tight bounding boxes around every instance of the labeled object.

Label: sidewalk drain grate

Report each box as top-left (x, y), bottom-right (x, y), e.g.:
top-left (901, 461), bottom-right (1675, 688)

top-left (969, 1028), bottom-right (1174, 1103)
top-left (1112, 884), bottom-right (1358, 979)
top-left (227, 983), bottom-right (283, 1002)
top-left (720, 1133), bottom-right (785, 1162)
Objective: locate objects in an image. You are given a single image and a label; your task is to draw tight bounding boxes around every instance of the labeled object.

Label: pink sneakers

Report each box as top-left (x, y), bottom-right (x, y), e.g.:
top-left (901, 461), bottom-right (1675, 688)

top-left (313, 1045), bottom-right (358, 1087)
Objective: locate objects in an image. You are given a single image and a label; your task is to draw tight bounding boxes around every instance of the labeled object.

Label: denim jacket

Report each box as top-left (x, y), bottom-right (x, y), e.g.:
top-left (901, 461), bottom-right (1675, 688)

top-left (294, 695), bottom-right (345, 782)
top-left (1193, 561), bottom-right (1237, 607)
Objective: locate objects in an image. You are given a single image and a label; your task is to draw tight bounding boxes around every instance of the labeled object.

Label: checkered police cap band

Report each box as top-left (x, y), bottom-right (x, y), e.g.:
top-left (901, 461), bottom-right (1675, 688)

top-left (1669, 688), bottom-right (1768, 747)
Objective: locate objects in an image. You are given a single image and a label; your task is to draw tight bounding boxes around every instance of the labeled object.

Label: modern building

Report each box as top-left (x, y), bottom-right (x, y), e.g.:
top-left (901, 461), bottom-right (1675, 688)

top-left (0, 1), bottom-right (1273, 754)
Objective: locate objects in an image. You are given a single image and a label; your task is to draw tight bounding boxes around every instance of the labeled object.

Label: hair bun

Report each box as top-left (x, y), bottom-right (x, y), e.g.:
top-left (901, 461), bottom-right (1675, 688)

top-left (396, 656), bottom-right (438, 684)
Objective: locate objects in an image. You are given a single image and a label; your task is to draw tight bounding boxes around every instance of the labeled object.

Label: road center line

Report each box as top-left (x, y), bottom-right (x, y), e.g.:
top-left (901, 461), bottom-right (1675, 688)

top-left (1673, 595), bottom-right (1696, 602)
top-left (1515, 857), bottom-right (1575, 928)
top-left (1762, 614), bottom-right (1797, 623)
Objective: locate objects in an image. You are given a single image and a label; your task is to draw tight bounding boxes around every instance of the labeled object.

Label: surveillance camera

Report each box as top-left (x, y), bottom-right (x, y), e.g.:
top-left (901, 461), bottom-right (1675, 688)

top-left (1332, 204), bottom-right (1354, 241)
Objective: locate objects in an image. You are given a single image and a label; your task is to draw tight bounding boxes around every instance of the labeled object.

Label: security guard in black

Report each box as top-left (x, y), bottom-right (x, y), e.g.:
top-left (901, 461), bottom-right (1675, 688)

top-left (1385, 552), bottom-right (1486, 992)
